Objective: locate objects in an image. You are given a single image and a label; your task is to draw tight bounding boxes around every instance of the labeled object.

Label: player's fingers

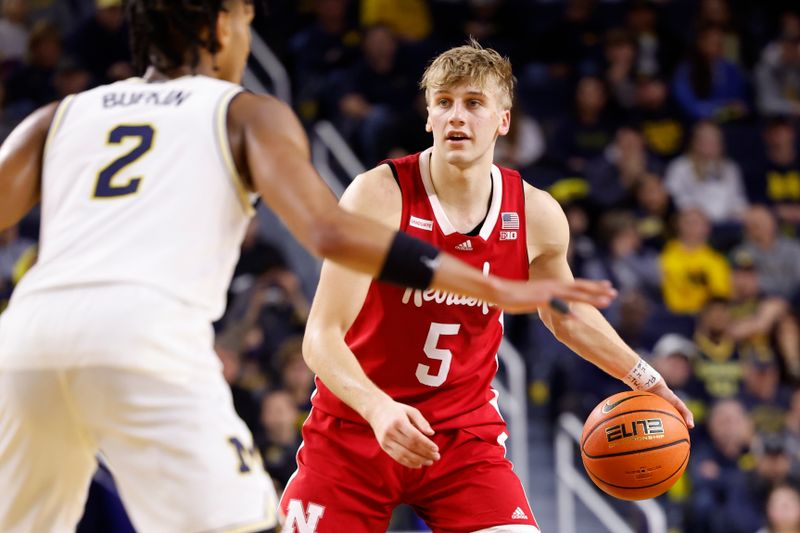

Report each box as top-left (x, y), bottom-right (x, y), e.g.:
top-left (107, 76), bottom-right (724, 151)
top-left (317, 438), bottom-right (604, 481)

top-left (396, 422), bottom-right (440, 461)
top-left (405, 406), bottom-right (436, 437)
top-left (553, 287), bottom-right (611, 309)
top-left (566, 279), bottom-right (617, 305)
top-left (655, 384), bottom-right (695, 429)
top-left (672, 397), bottom-right (695, 429)
top-left (383, 441), bottom-right (432, 469)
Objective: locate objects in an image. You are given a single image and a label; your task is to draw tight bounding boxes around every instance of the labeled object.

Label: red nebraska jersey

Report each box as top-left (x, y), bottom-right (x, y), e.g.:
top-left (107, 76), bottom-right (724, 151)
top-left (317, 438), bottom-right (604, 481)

top-left (312, 149), bottom-right (530, 433)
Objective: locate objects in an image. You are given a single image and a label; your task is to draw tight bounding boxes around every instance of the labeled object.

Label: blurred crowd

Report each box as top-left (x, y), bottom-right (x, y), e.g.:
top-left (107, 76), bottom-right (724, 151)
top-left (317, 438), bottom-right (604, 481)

top-left (4, 0), bottom-right (800, 532)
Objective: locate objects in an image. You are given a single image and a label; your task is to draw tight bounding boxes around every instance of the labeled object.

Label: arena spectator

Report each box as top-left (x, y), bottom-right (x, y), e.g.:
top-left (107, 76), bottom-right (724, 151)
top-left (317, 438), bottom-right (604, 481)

top-left (550, 76), bottom-right (618, 175)
top-left (492, 104), bottom-right (546, 171)
top-left (275, 336), bottom-right (313, 420)
top-left (687, 398), bottom-right (755, 532)
top-left (649, 333), bottom-right (707, 423)
top-left (660, 208), bottom-right (732, 314)
top-left (602, 28), bottom-right (638, 110)
top-left (665, 120), bottom-right (749, 224)
top-left (715, 435), bottom-right (798, 533)
top-left (5, 20), bottom-right (62, 114)
top-left (738, 354), bottom-right (792, 435)
top-left (216, 338), bottom-right (261, 436)
top-left (757, 483), bottom-right (800, 533)
top-left (53, 57), bottom-right (91, 98)
top-left (360, 0), bottom-right (430, 43)
top-left (624, 0), bottom-right (681, 78)
top-left (584, 125), bottom-right (662, 209)
top-left (288, 0), bottom-right (360, 121)
top-left (696, 0), bottom-right (742, 64)
top-left (726, 247), bottom-right (800, 381)
top-left (671, 24), bottom-right (748, 122)
top-left (693, 299), bottom-right (746, 401)
top-left (333, 24), bottom-right (417, 165)
top-left (755, 32), bottom-right (800, 118)
top-left (67, 0), bottom-right (131, 84)
top-left (633, 172), bottom-right (675, 251)
top-left (0, 0), bottom-right (28, 65)
top-left (581, 210), bottom-right (661, 307)
top-left (746, 118), bottom-right (800, 229)
top-left (534, 0), bottom-right (605, 78)
top-left (630, 76), bottom-right (687, 162)
top-left (733, 205), bottom-right (800, 297)
top-left (258, 389), bottom-right (301, 491)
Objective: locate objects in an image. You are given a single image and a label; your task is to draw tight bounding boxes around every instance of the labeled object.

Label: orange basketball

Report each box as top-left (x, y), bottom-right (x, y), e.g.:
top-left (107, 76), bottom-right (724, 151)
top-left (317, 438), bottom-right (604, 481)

top-left (580, 390), bottom-right (690, 501)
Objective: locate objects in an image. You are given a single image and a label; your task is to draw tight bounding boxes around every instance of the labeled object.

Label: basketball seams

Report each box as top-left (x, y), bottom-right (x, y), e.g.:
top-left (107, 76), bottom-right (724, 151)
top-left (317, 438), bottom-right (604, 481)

top-left (583, 447), bottom-right (690, 493)
top-left (580, 408), bottom-right (686, 453)
top-left (582, 438), bottom-right (690, 460)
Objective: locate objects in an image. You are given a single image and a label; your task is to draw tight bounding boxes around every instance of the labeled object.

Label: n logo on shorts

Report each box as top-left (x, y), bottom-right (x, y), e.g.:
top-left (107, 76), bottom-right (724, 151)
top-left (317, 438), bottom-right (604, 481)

top-left (285, 499), bottom-right (325, 533)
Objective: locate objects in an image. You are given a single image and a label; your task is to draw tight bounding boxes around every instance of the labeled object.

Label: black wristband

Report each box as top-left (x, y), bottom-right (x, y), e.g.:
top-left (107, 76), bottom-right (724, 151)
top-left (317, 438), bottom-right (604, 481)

top-left (378, 231), bottom-right (440, 290)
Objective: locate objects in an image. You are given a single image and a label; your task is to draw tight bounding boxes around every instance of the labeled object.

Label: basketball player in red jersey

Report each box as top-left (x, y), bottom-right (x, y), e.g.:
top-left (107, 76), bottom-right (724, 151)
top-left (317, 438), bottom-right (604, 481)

top-left (279, 41), bottom-right (694, 532)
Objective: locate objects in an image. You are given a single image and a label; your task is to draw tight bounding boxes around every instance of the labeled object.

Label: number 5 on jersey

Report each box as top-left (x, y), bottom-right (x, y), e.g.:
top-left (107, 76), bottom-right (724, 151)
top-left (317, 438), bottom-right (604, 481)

top-left (416, 322), bottom-right (460, 387)
top-left (94, 124), bottom-right (155, 198)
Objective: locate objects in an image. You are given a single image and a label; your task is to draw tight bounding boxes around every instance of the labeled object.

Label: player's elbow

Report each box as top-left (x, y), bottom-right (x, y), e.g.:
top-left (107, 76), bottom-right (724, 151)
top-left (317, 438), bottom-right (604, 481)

top-left (301, 327), bottom-right (325, 373)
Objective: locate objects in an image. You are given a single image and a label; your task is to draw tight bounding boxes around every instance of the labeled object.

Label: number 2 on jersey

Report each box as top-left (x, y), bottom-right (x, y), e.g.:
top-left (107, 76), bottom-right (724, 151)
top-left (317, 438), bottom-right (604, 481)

top-left (416, 322), bottom-right (460, 387)
top-left (94, 124), bottom-right (155, 198)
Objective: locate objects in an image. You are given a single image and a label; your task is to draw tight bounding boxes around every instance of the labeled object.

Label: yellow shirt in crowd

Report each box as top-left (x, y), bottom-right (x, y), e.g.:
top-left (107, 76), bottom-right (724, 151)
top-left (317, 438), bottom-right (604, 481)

top-left (660, 240), bottom-right (732, 314)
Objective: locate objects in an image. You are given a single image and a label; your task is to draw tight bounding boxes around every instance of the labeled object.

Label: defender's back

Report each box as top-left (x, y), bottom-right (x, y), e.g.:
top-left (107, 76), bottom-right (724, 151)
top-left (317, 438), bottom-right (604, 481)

top-left (14, 75), bottom-right (252, 321)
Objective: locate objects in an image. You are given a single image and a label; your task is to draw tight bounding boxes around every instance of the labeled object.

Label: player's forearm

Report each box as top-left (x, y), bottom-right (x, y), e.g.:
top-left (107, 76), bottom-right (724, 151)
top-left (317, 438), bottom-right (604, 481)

top-left (545, 303), bottom-right (638, 379)
top-left (318, 210), bottom-right (503, 304)
top-left (302, 328), bottom-right (392, 421)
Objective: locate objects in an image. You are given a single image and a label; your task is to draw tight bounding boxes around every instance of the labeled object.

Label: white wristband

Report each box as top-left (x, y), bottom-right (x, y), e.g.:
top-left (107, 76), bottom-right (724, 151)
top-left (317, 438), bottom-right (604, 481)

top-left (623, 358), bottom-right (662, 391)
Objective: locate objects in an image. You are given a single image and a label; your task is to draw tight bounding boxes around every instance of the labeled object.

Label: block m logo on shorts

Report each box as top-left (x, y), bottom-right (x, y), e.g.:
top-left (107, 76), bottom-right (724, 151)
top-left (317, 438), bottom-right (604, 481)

top-left (285, 499), bottom-right (325, 533)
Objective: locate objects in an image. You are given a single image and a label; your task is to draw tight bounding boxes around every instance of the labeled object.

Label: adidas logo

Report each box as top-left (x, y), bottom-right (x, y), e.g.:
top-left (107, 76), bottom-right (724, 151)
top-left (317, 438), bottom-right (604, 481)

top-left (511, 507), bottom-right (528, 520)
top-left (455, 240), bottom-right (473, 251)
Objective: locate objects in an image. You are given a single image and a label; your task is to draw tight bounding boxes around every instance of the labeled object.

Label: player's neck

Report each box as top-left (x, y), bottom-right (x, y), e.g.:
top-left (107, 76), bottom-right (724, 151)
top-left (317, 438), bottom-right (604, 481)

top-left (142, 60), bottom-right (219, 82)
top-left (429, 149), bottom-right (494, 216)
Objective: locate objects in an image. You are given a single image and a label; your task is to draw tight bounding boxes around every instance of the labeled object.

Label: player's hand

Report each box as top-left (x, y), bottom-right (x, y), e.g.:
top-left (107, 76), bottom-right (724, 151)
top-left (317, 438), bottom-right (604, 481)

top-left (648, 380), bottom-right (695, 429)
top-left (365, 398), bottom-right (440, 469)
top-left (496, 278), bottom-right (617, 314)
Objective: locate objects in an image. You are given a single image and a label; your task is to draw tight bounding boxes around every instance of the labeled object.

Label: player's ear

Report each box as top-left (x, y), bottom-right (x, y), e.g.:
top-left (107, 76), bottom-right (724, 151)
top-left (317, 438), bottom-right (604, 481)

top-left (497, 109), bottom-right (511, 136)
top-left (216, 7), bottom-right (232, 49)
top-left (425, 118), bottom-right (432, 133)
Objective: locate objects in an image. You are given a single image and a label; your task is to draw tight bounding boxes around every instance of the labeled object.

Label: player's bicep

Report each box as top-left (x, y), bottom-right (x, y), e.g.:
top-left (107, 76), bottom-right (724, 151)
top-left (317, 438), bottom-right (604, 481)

top-left (231, 93), bottom-right (341, 252)
top-left (0, 102), bottom-right (57, 230)
top-left (306, 259), bottom-right (373, 341)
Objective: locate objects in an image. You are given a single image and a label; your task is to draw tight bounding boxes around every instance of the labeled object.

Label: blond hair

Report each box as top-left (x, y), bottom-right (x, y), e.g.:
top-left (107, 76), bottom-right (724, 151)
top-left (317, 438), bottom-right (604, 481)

top-left (420, 38), bottom-right (515, 110)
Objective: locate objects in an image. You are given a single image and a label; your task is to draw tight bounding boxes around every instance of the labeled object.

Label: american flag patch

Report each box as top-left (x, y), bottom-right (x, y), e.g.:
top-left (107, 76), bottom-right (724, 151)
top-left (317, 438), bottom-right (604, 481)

top-left (501, 212), bottom-right (519, 230)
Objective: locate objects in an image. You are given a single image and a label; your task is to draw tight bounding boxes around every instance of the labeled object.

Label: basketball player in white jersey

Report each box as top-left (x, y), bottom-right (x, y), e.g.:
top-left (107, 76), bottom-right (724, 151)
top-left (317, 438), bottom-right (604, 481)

top-left (0, 2), bottom-right (617, 533)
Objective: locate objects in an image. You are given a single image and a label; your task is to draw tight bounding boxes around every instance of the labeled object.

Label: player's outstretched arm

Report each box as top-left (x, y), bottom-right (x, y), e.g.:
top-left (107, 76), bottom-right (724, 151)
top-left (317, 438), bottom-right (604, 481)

top-left (0, 102), bottom-right (58, 230)
top-left (227, 93), bottom-right (615, 312)
top-left (303, 167), bottom-right (440, 469)
top-left (525, 185), bottom-right (695, 428)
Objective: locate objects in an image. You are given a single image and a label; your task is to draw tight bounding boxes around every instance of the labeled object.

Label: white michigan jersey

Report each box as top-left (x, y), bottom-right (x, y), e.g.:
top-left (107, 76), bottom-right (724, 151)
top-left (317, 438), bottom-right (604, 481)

top-left (12, 75), bottom-right (253, 322)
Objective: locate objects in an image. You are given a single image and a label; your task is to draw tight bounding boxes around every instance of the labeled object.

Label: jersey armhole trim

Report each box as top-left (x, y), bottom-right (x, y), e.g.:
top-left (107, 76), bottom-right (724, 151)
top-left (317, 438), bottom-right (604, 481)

top-left (215, 87), bottom-right (255, 217)
top-left (385, 160), bottom-right (400, 187)
top-left (42, 95), bottom-right (75, 162)
top-left (384, 160), bottom-right (410, 231)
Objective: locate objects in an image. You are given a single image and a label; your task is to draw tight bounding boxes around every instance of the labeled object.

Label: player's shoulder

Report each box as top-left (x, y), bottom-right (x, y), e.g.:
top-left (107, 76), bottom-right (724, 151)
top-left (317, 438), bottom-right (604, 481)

top-left (229, 91), bottom-right (295, 126)
top-left (522, 181), bottom-right (565, 220)
top-left (340, 164), bottom-right (402, 225)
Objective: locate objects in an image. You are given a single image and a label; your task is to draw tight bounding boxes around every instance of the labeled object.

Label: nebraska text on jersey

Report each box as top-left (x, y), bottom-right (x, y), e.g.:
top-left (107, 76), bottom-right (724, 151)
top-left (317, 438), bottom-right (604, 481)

top-left (401, 286), bottom-right (492, 315)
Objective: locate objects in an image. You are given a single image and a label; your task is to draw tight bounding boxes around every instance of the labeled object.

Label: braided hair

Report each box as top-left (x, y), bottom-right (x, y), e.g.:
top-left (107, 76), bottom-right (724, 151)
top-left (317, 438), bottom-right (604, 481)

top-left (127, 0), bottom-right (226, 75)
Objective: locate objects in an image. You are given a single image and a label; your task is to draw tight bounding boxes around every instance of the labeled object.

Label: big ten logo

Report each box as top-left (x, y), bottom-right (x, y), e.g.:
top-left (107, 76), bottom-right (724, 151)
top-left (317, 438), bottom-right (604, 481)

top-left (227, 436), bottom-right (261, 474)
top-left (284, 499), bottom-right (326, 533)
top-left (605, 418), bottom-right (664, 444)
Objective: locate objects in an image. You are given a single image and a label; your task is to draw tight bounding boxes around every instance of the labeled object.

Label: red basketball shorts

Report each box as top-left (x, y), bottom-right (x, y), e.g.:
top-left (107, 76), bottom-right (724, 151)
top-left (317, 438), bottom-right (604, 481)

top-left (279, 408), bottom-right (539, 532)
